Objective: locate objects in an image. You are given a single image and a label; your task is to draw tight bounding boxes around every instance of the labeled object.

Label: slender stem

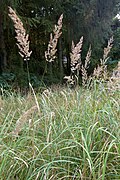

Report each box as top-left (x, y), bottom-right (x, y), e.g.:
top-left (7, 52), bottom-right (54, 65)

top-left (41, 63), bottom-right (47, 82)
top-left (49, 62), bottom-right (53, 81)
top-left (26, 60), bottom-right (30, 85)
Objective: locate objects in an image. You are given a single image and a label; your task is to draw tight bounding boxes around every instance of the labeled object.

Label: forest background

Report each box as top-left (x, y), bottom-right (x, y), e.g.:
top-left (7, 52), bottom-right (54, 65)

top-left (0, 0), bottom-right (120, 89)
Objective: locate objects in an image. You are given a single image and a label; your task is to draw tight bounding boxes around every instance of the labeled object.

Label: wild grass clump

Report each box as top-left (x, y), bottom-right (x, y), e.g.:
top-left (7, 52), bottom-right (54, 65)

top-left (2, 6), bottom-right (119, 180)
top-left (0, 85), bottom-right (120, 179)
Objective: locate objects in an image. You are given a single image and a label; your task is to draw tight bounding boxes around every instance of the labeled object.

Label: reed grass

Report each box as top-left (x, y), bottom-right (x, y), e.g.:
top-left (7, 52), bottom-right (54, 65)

top-left (45, 14), bottom-right (63, 62)
top-left (0, 85), bottom-right (119, 179)
top-left (4, 7), bottom-right (120, 180)
top-left (64, 37), bottom-right (83, 87)
top-left (93, 37), bottom-right (113, 80)
top-left (8, 7), bottom-right (119, 89)
top-left (8, 7), bottom-right (32, 61)
top-left (8, 6), bottom-right (32, 86)
top-left (81, 45), bottom-right (92, 87)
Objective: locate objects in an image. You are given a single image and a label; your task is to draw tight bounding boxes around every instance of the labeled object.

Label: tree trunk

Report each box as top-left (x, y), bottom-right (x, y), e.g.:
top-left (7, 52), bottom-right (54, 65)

top-left (0, 0), bottom-right (7, 72)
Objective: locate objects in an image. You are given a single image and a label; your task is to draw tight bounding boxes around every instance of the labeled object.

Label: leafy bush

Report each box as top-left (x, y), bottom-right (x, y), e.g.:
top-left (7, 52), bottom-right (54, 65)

top-left (0, 73), bottom-right (15, 89)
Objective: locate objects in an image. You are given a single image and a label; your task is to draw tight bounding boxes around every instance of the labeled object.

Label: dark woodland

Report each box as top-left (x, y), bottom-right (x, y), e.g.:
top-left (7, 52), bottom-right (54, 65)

top-left (0, 0), bottom-right (120, 88)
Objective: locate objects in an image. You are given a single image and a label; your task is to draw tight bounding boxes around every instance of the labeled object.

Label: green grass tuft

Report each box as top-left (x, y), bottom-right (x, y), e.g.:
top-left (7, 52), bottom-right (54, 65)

top-left (0, 85), bottom-right (120, 180)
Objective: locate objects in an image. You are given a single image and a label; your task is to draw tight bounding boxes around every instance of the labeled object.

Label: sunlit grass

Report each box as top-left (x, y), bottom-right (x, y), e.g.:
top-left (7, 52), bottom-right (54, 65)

top-left (0, 85), bottom-right (120, 180)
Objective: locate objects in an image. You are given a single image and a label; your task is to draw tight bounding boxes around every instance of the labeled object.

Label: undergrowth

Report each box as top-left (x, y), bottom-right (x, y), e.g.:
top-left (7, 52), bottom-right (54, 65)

top-left (0, 84), bottom-right (120, 180)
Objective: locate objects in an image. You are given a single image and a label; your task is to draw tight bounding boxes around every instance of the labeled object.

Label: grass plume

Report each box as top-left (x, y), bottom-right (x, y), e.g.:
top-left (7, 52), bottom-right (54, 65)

top-left (45, 14), bottom-right (63, 62)
top-left (81, 45), bottom-right (92, 87)
top-left (93, 37), bottom-right (113, 80)
top-left (11, 105), bottom-right (37, 136)
top-left (64, 37), bottom-right (83, 87)
top-left (108, 61), bottom-right (120, 91)
top-left (70, 36), bottom-right (83, 73)
top-left (8, 7), bottom-right (32, 61)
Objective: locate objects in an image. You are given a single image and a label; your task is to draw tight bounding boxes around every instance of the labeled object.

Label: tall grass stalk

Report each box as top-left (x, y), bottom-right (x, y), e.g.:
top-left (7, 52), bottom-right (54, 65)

top-left (8, 6), bottom-right (32, 85)
top-left (0, 85), bottom-right (119, 179)
top-left (45, 14), bottom-right (63, 80)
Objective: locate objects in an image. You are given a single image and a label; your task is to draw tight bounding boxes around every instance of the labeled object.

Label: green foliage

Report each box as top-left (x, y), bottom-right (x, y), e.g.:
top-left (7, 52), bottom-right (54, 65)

top-left (0, 73), bottom-right (15, 89)
top-left (13, 72), bottom-right (43, 88)
top-left (0, 85), bottom-right (120, 179)
top-left (0, 77), bottom-right (9, 89)
top-left (106, 58), bottom-right (120, 73)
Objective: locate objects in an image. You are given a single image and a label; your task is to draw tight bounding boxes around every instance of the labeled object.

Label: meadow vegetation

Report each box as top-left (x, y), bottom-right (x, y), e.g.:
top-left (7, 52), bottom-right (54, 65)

top-left (0, 7), bottom-right (120, 180)
top-left (0, 83), bottom-right (120, 179)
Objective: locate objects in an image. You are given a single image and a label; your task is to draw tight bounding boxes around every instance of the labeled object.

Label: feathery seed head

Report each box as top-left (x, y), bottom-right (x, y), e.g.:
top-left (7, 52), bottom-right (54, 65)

top-left (45, 14), bottom-right (63, 62)
top-left (8, 6), bottom-right (32, 61)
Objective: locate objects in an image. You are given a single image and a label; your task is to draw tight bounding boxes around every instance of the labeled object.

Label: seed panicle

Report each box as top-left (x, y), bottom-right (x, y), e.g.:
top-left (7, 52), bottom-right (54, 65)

top-left (45, 14), bottom-right (63, 62)
top-left (8, 6), bottom-right (32, 61)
